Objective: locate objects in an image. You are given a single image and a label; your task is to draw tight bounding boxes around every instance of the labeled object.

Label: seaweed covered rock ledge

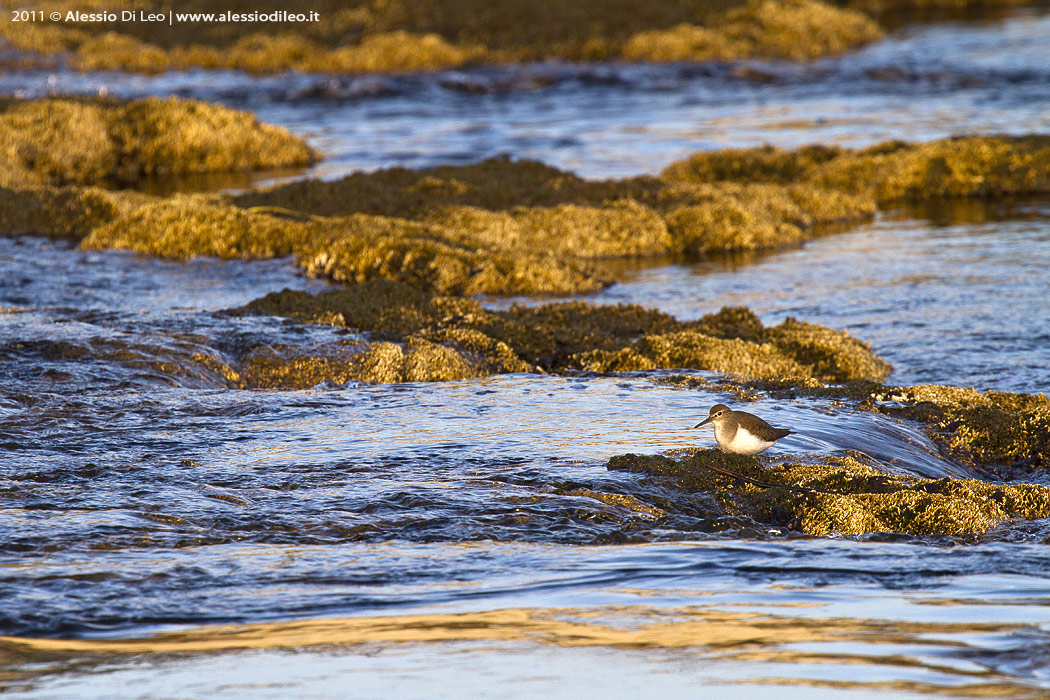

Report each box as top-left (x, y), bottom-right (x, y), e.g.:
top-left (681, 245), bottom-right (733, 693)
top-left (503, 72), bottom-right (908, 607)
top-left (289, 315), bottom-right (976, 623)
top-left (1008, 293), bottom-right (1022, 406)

top-left (594, 374), bottom-right (1050, 538)
top-left (0, 95), bottom-right (318, 188)
top-left (607, 449), bottom-right (1050, 537)
top-left (226, 278), bottom-right (891, 387)
top-left (6, 104), bottom-right (1046, 298)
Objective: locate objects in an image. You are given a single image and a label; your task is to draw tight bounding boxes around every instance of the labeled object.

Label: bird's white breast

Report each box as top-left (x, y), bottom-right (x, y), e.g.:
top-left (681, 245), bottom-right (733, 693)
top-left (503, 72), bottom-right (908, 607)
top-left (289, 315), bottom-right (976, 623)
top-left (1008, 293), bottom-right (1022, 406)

top-left (718, 425), bottom-right (774, 456)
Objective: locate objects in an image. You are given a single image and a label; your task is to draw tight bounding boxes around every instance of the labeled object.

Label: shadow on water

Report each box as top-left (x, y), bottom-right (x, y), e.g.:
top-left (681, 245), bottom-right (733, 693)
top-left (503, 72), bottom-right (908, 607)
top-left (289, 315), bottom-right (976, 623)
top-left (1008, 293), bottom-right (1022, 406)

top-left (886, 195), bottom-right (1050, 227)
top-left (125, 165), bottom-right (314, 197)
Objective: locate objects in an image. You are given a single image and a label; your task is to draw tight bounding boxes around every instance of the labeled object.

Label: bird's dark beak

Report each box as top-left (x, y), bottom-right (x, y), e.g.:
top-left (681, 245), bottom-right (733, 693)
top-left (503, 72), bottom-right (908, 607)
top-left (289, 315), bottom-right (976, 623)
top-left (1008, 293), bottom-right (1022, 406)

top-left (694, 417), bottom-right (713, 428)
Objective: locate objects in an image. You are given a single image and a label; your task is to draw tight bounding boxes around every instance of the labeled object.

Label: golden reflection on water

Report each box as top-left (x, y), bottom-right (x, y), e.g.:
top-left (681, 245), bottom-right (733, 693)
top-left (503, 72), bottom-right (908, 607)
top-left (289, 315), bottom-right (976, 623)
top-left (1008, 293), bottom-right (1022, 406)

top-left (3, 603), bottom-right (1044, 698)
top-left (0, 603), bottom-right (1024, 655)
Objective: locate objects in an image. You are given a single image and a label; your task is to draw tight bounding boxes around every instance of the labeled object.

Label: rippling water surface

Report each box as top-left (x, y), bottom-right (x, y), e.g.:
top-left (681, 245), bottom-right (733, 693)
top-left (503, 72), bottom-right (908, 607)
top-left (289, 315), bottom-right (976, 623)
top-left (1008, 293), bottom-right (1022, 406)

top-left (3, 7), bottom-right (1050, 699)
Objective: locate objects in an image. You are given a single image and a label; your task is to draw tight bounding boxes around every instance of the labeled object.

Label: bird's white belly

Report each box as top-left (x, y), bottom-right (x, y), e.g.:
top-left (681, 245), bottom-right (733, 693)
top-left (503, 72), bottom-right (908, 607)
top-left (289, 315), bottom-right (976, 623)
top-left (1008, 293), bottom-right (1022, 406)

top-left (717, 425), bottom-right (774, 455)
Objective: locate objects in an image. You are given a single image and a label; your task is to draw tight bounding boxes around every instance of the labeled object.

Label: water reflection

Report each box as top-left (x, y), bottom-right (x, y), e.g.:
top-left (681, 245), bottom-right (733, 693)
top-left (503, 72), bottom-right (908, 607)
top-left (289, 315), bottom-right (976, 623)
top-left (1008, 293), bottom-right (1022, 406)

top-left (5, 540), bottom-right (1050, 698)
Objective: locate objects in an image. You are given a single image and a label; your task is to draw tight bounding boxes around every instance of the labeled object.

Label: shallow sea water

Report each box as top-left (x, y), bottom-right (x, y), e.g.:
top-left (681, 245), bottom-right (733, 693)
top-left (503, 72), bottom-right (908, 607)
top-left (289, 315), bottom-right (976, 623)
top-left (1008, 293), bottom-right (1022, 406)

top-left (3, 7), bottom-right (1050, 699)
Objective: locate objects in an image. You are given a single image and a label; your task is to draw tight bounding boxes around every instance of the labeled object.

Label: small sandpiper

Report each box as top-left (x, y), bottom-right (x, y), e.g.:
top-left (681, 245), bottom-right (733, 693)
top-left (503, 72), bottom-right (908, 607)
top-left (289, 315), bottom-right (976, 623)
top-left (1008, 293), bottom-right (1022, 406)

top-left (693, 404), bottom-right (793, 455)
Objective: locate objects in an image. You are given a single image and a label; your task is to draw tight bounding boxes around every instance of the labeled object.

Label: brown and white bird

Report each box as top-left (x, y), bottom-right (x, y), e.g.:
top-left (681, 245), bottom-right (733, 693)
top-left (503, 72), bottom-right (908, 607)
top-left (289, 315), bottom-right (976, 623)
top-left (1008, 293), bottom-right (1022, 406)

top-left (693, 404), bottom-right (793, 455)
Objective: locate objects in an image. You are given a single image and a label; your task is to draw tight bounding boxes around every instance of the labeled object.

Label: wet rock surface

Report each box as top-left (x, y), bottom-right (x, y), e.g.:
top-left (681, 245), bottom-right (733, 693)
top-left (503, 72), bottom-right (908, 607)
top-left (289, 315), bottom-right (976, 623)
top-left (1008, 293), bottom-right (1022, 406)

top-left (871, 385), bottom-right (1050, 475)
top-left (0, 96), bottom-right (317, 188)
top-left (11, 135), bottom-right (1030, 297)
top-left (608, 449), bottom-right (1050, 536)
top-left (229, 279), bottom-right (892, 385)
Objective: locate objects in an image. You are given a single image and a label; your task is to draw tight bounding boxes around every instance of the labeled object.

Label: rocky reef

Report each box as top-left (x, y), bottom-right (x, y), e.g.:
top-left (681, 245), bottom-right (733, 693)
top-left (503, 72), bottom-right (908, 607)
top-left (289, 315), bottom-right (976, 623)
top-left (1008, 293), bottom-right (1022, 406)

top-left (227, 279), bottom-right (891, 387)
top-left (870, 385), bottom-right (1050, 475)
top-left (0, 96), bottom-right (317, 188)
top-left (235, 156), bottom-right (879, 264)
top-left (608, 449), bottom-right (1050, 537)
top-left (663, 136), bottom-right (1050, 201)
top-left (3, 94), bottom-right (1048, 542)
top-left (6, 123), bottom-right (1047, 296)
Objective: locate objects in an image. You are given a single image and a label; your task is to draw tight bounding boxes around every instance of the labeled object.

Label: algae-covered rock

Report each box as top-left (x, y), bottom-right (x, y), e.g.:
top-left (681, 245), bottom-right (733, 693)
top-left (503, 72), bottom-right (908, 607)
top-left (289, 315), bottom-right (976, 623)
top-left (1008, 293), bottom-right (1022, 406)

top-left (236, 155), bottom-right (877, 242)
top-left (577, 316), bottom-right (889, 383)
top-left (325, 32), bottom-right (482, 73)
top-left (0, 185), bottom-right (143, 239)
top-left (608, 450), bottom-right (1050, 536)
top-left (768, 318), bottom-right (893, 385)
top-left (659, 181), bottom-right (877, 254)
top-left (297, 212), bottom-right (607, 295)
top-left (10, 132), bottom-right (1045, 301)
top-left (75, 194), bottom-right (607, 295)
top-left (84, 154), bottom-right (872, 294)
top-left (578, 332), bottom-right (814, 380)
top-left (873, 385), bottom-right (1050, 471)
top-left (82, 193), bottom-right (313, 259)
top-left (0, 97), bottom-right (317, 187)
top-left (232, 136), bottom-right (1049, 291)
top-left (481, 301), bottom-right (682, 367)
top-left (811, 136), bottom-right (1050, 201)
top-left (72, 32), bottom-right (174, 73)
top-left (241, 280), bottom-right (477, 337)
top-left (238, 338), bottom-right (498, 388)
top-left (425, 200), bottom-right (672, 259)
top-left (234, 157), bottom-right (636, 218)
top-left (235, 157), bottom-right (876, 281)
top-left (663, 136), bottom-right (1050, 203)
top-left (662, 145), bottom-right (845, 185)
top-left (850, 0), bottom-right (1030, 13)
top-left (622, 23), bottom-right (740, 62)
top-left (621, 0), bottom-right (882, 62)
top-left (718, 0), bottom-right (883, 60)
top-left (231, 280), bottom-right (891, 385)
top-left (664, 197), bottom-right (801, 255)
top-left (570, 304), bottom-right (889, 383)
top-left (0, 99), bottom-right (114, 186)
top-left (109, 98), bottom-right (318, 179)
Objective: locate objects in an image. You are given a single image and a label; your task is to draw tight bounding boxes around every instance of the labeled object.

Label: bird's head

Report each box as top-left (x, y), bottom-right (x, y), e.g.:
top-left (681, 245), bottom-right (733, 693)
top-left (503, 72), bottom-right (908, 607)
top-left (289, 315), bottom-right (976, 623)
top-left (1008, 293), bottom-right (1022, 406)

top-left (693, 404), bottom-right (731, 429)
